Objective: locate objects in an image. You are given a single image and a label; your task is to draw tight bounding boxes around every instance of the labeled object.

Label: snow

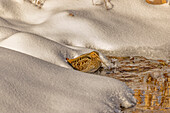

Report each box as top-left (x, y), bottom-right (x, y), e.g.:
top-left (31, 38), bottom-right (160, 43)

top-left (0, 47), bottom-right (136, 113)
top-left (0, 0), bottom-right (169, 112)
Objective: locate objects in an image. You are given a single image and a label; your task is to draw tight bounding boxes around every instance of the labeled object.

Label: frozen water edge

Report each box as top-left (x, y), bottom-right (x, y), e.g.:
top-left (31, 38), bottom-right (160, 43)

top-left (99, 44), bottom-right (170, 60)
top-left (0, 47), bottom-right (136, 113)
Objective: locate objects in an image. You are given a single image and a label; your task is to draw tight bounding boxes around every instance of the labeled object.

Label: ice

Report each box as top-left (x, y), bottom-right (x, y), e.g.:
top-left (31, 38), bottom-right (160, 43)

top-left (0, 0), bottom-right (169, 113)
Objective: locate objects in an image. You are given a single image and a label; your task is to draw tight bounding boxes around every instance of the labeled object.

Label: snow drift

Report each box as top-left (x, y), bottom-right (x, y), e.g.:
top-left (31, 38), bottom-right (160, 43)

top-left (0, 0), bottom-right (169, 113)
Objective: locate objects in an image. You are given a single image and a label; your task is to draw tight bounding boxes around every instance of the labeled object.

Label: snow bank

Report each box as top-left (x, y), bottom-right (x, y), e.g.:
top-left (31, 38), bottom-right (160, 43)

top-left (1, 0), bottom-right (169, 59)
top-left (0, 47), bottom-right (136, 113)
top-left (0, 0), bottom-right (169, 112)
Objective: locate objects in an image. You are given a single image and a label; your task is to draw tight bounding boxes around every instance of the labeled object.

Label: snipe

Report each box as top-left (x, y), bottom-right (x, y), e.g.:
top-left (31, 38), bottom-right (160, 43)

top-left (66, 51), bottom-right (107, 73)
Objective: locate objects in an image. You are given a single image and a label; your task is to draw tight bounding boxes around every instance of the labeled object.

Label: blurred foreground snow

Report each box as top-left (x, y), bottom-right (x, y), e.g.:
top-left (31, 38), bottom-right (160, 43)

top-left (0, 0), bottom-right (169, 112)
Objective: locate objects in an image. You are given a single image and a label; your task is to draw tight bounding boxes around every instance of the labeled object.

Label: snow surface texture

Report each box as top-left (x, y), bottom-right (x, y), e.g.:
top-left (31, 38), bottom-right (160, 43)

top-left (0, 47), bottom-right (136, 113)
top-left (0, 0), bottom-right (169, 113)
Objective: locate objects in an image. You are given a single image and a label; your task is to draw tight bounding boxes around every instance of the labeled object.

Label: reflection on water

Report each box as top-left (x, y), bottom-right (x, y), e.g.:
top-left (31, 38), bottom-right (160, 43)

top-left (132, 71), bottom-right (170, 112)
top-left (98, 56), bottom-right (170, 112)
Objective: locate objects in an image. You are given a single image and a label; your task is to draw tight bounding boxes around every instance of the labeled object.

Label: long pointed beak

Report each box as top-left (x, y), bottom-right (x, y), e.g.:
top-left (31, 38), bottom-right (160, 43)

top-left (97, 58), bottom-right (108, 68)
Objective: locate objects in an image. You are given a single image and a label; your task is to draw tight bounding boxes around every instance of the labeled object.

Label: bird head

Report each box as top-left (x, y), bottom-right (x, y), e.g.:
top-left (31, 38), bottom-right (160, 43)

top-left (89, 51), bottom-right (99, 58)
top-left (90, 51), bottom-right (108, 68)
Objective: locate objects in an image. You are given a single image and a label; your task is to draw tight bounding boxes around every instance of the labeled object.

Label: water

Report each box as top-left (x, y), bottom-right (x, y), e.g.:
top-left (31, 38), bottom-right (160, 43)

top-left (97, 56), bottom-right (170, 112)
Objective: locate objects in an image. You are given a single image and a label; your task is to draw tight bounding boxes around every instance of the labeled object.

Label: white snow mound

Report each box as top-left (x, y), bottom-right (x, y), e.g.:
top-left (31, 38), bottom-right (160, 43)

top-left (0, 0), bottom-right (169, 113)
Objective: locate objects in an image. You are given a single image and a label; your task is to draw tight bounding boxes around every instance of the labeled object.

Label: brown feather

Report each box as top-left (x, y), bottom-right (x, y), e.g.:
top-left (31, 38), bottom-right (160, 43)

top-left (66, 51), bottom-right (103, 73)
